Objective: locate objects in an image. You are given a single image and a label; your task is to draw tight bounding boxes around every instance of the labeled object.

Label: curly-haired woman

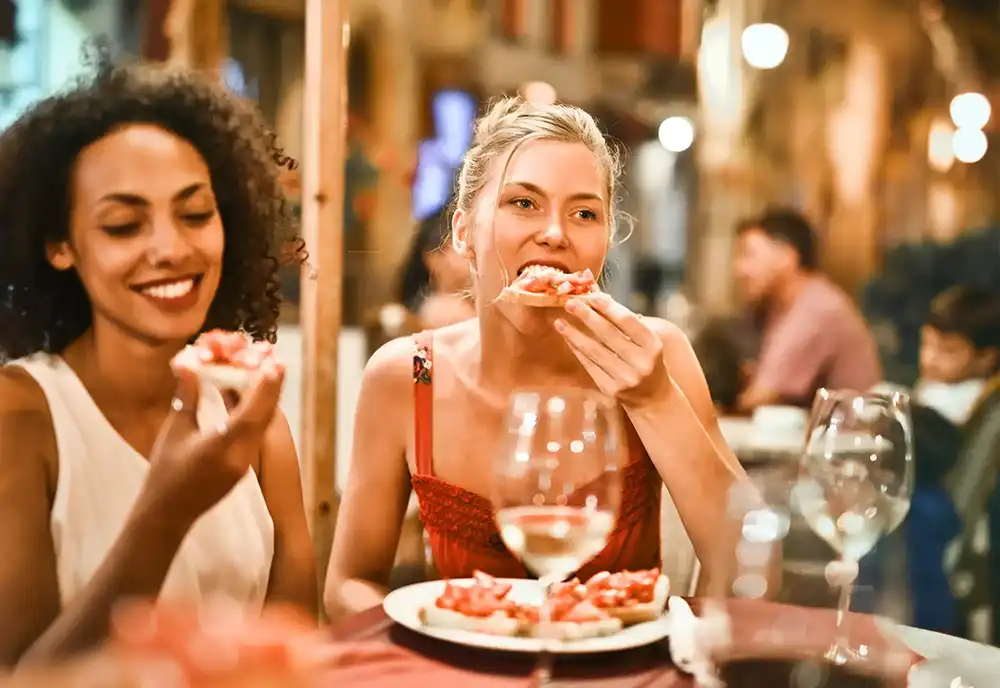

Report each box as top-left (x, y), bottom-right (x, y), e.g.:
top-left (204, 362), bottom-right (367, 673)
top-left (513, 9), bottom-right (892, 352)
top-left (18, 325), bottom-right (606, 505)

top-left (0, 54), bottom-right (316, 666)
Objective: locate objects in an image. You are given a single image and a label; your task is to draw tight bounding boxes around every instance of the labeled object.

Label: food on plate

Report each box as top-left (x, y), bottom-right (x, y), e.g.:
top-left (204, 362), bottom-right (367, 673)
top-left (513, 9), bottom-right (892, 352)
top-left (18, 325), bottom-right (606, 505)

top-left (418, 569), bottom-right (667, 641)
top-left (417, 571), bottom-right (530, 637)
top-left (525, 582), bottom-right (622, 640)
top-left (501, 265), bottom-right (599, 307)
top-left (171, 329), bottom-right (276, 391)
top-left (582, 568), bottom-right (670, 624)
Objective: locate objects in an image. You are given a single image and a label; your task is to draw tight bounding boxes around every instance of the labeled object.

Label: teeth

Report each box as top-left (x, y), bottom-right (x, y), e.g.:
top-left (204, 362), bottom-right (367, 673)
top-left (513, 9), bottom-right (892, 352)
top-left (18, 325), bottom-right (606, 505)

top-left (140, 279), bottom-right (195, 300)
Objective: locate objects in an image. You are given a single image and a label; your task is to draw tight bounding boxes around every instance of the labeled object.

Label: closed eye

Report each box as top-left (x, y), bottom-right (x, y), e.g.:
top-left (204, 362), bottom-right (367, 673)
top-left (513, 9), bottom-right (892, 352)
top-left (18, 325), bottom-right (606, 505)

top-left (182, 210), bottom-right (216, 226)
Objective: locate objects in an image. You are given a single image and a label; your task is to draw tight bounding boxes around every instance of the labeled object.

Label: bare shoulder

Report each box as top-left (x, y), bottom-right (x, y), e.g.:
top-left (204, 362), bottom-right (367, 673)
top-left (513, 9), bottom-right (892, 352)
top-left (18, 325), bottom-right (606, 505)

top-left (0, 365), bottom-right (57, 493)
top-left (0, 365), bottom-right (50, 416)
top-left (363, 335), bottom-right (419, 389)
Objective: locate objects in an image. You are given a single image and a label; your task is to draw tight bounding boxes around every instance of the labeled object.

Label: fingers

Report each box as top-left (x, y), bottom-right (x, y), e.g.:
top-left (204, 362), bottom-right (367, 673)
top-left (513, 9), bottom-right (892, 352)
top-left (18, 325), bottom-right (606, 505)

top-left (170, 369), bottom-right (202, 420)
top-left (555, 317), bottom-right (634, 381)
top-left (585, 294), bottom-right (659, 348)
top-left (223, 361), bottom-right (286, 440)
top-left (561, 330), bottom-right (622, 391)
top-left (564, 297), bottom-right (642, 363)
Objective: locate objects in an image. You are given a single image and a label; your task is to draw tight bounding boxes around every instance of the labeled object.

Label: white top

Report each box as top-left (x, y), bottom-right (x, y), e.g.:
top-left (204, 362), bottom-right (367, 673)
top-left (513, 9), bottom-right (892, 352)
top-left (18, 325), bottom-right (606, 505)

top-left (914, 378), bottom-right (987, 426)
top-left (9, 354), bottom-right (274, 610)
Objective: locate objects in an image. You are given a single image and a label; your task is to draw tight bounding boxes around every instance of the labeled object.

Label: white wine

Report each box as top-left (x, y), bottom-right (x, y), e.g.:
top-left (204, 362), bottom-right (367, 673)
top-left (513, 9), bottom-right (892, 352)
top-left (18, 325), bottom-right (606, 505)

top-left (795, 456), bottom-right (910, 562)
top-left (496, 506), bottom-right (615, 579)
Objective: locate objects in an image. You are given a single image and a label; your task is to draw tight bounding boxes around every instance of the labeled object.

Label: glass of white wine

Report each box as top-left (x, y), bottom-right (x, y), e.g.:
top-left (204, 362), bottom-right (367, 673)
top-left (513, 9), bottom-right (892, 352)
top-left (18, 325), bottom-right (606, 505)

top-left (793, 388), bottom-right (914, 667)
top-left (492, 387), bottom-right (623, 682)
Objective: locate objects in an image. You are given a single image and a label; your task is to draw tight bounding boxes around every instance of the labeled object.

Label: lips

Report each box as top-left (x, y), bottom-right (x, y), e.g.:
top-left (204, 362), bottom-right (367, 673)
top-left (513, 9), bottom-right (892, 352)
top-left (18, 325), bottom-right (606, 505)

top-left (516, 260), bottom-right (573, 276)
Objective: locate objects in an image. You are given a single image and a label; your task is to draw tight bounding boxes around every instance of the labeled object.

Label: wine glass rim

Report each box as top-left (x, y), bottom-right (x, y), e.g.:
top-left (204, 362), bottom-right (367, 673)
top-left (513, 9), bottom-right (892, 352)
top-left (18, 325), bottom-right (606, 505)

top-left (816, 388), bottom-right (911, 403)
top-left (509, 386), bottom-right (616, 406)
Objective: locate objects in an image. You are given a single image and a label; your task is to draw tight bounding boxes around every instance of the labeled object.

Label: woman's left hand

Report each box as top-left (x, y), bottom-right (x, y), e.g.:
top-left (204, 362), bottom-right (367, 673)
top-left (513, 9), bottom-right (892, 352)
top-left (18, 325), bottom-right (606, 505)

top-left (555, 294), bottom-right (670, 406)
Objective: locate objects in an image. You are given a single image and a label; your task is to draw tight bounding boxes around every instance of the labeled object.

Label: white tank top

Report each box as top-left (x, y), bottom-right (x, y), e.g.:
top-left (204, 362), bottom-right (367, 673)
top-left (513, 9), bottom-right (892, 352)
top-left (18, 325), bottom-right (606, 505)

top-left (10, 354), bottom-right (274, 611)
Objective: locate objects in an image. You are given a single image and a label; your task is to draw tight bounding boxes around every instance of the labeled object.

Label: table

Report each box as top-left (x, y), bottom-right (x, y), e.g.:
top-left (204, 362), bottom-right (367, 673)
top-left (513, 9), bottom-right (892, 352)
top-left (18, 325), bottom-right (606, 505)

top-left (718, 417), bottom-right (803, 465)
top-left (327, 598), bottom-right (939, 687)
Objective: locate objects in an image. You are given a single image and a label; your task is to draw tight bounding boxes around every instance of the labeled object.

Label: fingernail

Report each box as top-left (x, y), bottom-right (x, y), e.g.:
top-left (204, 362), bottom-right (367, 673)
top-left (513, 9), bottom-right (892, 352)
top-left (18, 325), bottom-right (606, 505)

top-left (554, 318), bottom-right (566, 331)
top-left (565, 299), bottom-right (581, 312)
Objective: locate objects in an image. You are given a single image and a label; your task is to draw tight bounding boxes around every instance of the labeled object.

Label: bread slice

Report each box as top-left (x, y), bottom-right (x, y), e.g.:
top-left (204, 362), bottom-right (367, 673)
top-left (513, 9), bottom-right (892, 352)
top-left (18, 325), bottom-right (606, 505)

top-left (197, 363), bottom-right (260, 392)
top-left (530, 616), bottom-right (623, 640)
top-left (600, 574), bottom-right (670, 625)
top-left (417, 605), bottom-right (522, 637)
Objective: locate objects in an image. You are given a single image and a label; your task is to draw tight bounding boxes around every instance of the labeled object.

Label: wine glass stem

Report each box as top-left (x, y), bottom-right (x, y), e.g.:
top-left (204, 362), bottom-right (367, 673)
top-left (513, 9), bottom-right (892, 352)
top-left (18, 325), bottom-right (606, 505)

top-left (830, 559), bottom-right (855, 664)
top-left (532, 579), bottom-right (557, 687)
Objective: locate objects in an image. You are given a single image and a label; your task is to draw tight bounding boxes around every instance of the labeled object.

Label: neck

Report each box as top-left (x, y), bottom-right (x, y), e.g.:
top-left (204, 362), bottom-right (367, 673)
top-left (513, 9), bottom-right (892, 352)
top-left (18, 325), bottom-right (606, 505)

top-left (63, 321), bottom-right (186, 412)
top-left (476, 306), bottom-right (587, 392)
top-left (769, 271), bottom-right (812, 317)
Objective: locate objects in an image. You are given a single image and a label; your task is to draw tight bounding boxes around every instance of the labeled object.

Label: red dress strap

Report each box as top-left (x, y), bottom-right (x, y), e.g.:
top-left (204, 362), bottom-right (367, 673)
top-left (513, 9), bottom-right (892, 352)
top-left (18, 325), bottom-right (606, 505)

top-left (412, 331), bottom-right (435, 477)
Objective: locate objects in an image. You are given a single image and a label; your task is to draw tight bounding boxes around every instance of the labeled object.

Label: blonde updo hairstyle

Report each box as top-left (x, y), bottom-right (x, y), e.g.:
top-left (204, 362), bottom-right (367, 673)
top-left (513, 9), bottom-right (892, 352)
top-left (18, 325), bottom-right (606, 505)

top-left (451, 96), bottom-right (628, 291)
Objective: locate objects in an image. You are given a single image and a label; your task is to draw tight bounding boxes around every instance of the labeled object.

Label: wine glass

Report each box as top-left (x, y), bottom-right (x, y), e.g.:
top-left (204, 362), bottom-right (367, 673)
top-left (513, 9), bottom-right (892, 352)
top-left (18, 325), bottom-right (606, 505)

top-left (793, 388), bottom-right (914, 667)
top-left (492, 387), bottom-right (623, 683)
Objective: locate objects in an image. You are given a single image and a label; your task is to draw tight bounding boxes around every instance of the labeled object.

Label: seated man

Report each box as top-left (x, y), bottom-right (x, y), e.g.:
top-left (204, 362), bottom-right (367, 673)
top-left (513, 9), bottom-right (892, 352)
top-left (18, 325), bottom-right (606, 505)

top-left (732, 209), bottom-right (881, 411)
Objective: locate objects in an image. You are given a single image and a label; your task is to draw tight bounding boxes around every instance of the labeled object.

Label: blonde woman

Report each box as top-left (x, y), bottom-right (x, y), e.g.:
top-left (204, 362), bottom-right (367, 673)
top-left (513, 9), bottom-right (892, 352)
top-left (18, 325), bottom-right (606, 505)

top-left (325, 98), bottom-right (746, 618)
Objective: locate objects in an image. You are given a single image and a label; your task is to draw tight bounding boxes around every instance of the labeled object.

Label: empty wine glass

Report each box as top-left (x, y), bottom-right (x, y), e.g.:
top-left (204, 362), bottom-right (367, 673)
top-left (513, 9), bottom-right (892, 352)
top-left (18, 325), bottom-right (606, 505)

top-left (492, 387), bottom-right (623, 684)
top-left (793, 388), bottom-right (914, 667)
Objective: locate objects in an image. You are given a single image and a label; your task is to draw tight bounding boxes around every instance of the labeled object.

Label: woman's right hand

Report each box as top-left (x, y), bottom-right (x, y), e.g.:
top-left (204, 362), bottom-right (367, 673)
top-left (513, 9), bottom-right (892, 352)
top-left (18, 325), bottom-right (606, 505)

top-left (138, 361), bottom-right (285, 530)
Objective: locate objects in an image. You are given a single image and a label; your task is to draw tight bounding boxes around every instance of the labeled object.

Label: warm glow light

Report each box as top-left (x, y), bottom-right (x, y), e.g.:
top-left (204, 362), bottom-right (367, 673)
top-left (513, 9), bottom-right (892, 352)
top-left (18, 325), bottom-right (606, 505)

top-left (949, 92), bottom-right (991, 130)
top-left (520, 81), bottom-right (557, 106)
top-left (927, 118), bottom-right (956, 172)
top-left (952, 127), bottom-right (988, 163)
top-left (658, 116), bottom-right (695, 152)
top-left (741, 23), bottom-right (789, 70)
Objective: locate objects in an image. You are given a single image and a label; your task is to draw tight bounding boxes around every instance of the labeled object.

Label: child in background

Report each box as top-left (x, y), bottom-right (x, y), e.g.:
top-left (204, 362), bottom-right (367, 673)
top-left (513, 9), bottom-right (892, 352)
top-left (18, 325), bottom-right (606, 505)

top-left (917, 286), bottom-right (1000, 426)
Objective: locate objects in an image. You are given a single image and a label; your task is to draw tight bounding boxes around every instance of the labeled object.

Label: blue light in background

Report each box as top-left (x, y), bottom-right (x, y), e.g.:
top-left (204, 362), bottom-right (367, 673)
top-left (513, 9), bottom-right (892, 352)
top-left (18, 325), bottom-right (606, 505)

top-left (412, 88), bottom-right (476, 221)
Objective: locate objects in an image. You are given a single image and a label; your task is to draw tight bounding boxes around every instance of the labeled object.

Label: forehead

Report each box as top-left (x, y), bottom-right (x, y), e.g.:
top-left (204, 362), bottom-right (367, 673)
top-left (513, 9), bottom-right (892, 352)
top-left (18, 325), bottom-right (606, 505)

top-left (737, 227), bottom-right (781, 253)
top-left (72, 124), bottom-right (211, 200)
top-left (923, 326), bottom-right (974, 350)
top-left (496, 139), bottom-right (604, 198)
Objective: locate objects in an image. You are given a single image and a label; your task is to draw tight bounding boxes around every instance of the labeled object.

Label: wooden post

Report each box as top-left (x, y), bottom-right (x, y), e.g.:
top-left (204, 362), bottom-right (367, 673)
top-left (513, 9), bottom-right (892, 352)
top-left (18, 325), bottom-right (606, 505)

top-left (300, 0), bottom-right (347, 612)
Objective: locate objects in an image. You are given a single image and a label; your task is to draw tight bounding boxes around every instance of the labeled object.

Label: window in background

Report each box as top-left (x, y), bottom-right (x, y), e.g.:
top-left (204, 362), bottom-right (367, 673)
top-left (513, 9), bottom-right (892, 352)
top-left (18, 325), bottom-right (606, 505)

top-left (412, 88), bottom-right (476, 220)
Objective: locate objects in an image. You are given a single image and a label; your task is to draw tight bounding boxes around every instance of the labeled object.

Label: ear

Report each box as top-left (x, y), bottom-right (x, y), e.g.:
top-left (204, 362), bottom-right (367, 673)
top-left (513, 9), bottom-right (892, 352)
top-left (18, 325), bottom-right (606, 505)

top-left (978, 347), bottom-right (999, 376)
top-left (451, 208), bottom-right (473, 258)
top-left (45, 240), bottom-right (75, 271)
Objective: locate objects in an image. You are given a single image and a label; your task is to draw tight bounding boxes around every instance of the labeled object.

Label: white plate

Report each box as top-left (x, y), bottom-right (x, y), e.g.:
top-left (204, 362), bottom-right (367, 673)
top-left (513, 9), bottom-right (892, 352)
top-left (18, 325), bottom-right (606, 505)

top-left (382, 578), bottom-right (671, 654)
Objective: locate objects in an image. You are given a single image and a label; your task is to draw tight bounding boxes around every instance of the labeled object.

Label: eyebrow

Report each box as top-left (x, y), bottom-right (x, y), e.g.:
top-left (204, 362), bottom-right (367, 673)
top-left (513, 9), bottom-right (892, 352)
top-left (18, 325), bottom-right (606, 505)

top-left (504, 180), bottom-right (603, 203)
top-left (98, 183), bottom-right (207, 206)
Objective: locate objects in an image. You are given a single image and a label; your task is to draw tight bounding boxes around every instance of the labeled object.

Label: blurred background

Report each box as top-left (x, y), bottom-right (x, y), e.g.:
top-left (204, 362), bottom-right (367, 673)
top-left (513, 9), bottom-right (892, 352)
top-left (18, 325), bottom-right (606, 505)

top-left (7, 0), bottom-right (1000, 645)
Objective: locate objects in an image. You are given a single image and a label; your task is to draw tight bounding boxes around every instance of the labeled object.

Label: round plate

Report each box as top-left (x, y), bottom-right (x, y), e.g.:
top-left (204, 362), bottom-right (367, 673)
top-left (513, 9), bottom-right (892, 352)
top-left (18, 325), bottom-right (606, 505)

top-left (382, 578), bottom-right (671, 654)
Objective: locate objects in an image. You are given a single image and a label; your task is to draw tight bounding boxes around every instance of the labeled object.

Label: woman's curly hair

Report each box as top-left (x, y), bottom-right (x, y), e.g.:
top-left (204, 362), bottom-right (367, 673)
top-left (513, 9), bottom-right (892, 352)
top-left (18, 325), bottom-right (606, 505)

top-left (0, 44), bottom-right (303, 359)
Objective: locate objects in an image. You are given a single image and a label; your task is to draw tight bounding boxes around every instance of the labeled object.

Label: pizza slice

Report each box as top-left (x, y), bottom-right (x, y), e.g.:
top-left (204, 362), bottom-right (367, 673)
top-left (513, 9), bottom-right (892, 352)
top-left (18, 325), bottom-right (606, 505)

top-left (417, 571), bottom-right (528, 636)
top-left (583, 568), bottom-right (670, 625)
top-left (501, 264), bottom-right (600, 308)
top-left (172, 329), bottom-right (276, 391)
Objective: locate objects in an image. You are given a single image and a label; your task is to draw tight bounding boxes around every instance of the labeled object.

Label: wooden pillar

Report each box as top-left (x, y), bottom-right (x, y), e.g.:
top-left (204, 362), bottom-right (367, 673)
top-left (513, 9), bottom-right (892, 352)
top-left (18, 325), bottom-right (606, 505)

top-left (300, 0), bottom-right (347, 611)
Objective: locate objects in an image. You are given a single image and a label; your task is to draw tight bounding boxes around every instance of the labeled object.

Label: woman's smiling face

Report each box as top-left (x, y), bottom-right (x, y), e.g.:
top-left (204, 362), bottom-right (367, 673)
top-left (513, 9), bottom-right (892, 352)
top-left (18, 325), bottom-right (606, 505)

top-left (46, 124), bottom-right (224, 347)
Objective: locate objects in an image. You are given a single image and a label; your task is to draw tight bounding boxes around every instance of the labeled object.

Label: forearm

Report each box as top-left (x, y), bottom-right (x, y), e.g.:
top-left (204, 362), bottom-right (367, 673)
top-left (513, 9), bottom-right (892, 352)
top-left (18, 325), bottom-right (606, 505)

top-left (323, 576), bottom-right (388, 621)
top-left (625, 379), bottom-right (747, 592)
top-left (19, 499), bottom-right (190, 666)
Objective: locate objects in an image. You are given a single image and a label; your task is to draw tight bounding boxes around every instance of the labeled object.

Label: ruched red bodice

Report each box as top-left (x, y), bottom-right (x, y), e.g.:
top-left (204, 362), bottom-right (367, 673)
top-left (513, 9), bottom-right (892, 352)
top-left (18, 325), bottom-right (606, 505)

top-left (409, 331), bottom-right (662, 580)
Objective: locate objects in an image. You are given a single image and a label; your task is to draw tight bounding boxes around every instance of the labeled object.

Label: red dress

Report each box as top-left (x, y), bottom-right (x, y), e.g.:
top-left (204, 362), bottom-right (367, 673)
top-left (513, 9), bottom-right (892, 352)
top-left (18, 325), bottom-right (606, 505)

top-left (409, 331), bottom-right (662, 580)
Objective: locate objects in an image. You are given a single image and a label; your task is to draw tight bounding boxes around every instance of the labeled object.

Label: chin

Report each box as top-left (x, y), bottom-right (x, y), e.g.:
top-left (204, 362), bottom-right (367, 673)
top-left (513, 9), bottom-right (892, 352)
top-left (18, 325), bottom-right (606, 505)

top-left (497, 302), bottom-right (560, 336)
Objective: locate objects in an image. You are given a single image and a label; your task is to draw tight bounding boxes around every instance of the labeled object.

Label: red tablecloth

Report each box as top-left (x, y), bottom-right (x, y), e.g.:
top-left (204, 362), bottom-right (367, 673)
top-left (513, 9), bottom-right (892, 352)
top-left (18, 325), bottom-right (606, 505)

top-left (317, 598), bottom-right (920, 687)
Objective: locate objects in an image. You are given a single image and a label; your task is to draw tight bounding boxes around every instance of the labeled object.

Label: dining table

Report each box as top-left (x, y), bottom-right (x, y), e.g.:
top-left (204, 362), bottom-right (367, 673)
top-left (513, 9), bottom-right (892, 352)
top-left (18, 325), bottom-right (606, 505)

top-left (322, 596), bottom-right (1000, 687)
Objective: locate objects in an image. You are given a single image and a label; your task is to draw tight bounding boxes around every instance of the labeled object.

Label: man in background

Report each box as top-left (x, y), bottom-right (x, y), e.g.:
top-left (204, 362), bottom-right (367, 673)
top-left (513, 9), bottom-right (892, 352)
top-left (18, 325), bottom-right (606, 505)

top-left (732, 208), bottom-right (881, 411)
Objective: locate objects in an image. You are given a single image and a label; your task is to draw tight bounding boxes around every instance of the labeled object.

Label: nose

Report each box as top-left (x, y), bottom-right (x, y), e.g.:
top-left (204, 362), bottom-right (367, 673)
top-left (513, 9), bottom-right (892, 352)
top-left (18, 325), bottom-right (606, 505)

top-left (147, 216), bottom-right (193, 265)
top-left (536, 212), bottom-right (569, 249)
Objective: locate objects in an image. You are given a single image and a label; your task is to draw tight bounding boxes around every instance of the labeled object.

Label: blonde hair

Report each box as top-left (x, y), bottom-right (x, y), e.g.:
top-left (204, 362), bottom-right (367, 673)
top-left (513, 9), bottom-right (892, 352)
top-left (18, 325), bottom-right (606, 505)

top-left (454, 96), bottom-right (628, 244)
